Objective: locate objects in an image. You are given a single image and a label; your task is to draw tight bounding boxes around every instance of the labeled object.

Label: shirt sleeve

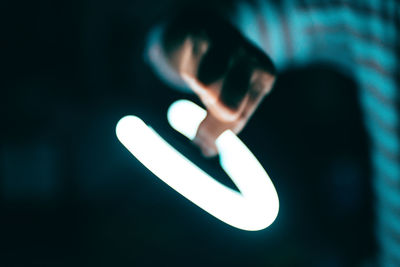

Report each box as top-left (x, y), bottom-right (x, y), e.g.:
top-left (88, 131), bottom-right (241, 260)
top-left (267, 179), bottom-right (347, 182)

top-left (230, 0), bottom-right (353, 71)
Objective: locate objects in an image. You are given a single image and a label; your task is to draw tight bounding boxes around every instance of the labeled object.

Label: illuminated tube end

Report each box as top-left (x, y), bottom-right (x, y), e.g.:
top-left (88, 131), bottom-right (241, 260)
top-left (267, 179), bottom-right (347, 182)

top-left (167, 100), bottom-right (207, 140)
top-left (116, 115), bottom-right (145, 142)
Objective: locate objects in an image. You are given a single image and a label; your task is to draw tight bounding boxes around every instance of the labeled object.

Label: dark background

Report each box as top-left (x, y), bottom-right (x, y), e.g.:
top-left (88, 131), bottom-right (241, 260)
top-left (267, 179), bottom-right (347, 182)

top-left (2, 0), bottom-right (375, 266)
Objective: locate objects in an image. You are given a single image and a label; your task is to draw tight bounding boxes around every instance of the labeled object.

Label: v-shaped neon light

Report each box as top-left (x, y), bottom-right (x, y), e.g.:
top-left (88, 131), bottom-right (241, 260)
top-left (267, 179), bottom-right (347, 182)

top-left (116, 100), bottom-right (279, 231)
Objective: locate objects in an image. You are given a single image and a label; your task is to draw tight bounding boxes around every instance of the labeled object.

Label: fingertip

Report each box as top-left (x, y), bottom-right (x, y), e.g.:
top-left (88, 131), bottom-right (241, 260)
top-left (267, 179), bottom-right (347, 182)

top-left (193, 134), bottom-right (218, 158)
top-left (201, 147), bottom-right (218, 158)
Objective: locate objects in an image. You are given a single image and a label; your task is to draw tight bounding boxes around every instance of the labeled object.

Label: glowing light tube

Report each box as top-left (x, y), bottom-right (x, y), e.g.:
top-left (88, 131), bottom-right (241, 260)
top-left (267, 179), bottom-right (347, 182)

top-left (116, 100), bottom-right (279, 231)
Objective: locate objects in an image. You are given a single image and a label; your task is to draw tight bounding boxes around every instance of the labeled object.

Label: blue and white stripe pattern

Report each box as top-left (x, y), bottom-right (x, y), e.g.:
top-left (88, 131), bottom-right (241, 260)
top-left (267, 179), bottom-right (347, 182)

top-left (232, 0), bottom-right (399, 265)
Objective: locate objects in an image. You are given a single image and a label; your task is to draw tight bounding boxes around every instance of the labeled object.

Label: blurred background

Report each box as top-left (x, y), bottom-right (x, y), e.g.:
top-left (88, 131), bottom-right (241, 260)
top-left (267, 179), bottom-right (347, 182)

top-left (2, 0), bottom-right (375, 266)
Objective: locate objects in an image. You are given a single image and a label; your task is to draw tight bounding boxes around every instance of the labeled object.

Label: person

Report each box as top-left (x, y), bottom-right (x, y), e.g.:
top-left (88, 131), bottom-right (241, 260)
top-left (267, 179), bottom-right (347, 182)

top-left (146, 0), bottom-right (400, 265)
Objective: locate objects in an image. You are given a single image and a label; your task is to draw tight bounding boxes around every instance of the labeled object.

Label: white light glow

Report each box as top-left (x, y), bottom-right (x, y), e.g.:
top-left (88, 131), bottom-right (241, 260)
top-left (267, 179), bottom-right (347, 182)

top-left (116, 100), bottom-right (279, 231)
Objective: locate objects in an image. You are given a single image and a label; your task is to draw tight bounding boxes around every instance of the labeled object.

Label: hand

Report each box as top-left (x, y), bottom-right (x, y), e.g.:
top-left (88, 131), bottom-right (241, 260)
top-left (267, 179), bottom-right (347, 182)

top-left (182, 70), bottom-right (275, 157)
top-left (149, 9), bottom-right (276, 156)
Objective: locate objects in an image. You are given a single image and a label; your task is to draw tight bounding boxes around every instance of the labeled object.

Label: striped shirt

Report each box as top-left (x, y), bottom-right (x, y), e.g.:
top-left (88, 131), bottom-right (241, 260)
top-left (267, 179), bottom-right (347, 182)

top-left (230, 0), bottom-right (399, 265)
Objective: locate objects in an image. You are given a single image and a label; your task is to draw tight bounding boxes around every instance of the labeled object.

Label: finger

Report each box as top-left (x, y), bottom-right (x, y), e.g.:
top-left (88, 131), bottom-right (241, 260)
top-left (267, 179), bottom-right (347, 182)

top-left (219, 55), bottom-right (254, 112)
top-left (194, 115), bottom-right (220, 157)
top-left (216, 41), bottom-right (276, 123)
top-left (181, 73), bottom-right (219, 107)
top-left (196, 40), bottom-right (233, 85)
top-left (181, 73), bottom-right (246, 123)
top-left (175, 37), bottom-right (208, 78)
top-left (194, 133), bottom-right (218, 157)
top-left (238, 69), bottom-right (275, 124)
top-left (223, 69), bottom-right (274, 136)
